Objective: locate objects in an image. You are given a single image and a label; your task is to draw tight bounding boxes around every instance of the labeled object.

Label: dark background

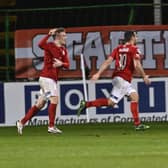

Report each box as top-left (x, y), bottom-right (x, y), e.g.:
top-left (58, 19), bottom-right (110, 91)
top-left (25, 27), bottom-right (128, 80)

top-left (0, 0), bottom-right (168, 81)
top-left (15, 0), bottom-right (155, 29)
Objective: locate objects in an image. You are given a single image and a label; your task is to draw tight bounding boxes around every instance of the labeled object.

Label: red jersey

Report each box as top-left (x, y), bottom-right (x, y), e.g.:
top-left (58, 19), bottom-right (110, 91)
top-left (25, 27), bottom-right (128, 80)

top-left (38, 35), bottom-right (70, 81)
top-left (109, 44), bottom-right (141, 82)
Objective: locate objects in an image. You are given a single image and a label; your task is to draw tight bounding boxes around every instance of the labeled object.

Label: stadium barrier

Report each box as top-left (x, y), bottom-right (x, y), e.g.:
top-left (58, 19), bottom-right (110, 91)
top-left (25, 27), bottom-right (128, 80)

top-left (0, 78), bottom-right (167, 126)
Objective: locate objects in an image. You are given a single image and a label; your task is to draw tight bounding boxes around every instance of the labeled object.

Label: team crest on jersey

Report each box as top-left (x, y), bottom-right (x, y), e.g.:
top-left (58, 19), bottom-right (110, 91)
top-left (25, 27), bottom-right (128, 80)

top-left (62, 50), bottom-right (65, 55)
top-left (137, 48), bottom-right (141, 54)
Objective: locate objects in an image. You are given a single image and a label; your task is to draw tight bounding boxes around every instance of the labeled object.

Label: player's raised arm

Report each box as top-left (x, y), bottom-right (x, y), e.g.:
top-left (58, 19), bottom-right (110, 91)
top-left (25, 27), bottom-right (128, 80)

top-left (38, 28), bottom-right (57, 49)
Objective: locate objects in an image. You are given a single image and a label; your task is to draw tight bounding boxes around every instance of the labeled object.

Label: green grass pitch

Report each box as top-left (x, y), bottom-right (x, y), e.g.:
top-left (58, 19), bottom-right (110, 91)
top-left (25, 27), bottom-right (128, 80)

top-left (0, 122), bottom-right (168, 168)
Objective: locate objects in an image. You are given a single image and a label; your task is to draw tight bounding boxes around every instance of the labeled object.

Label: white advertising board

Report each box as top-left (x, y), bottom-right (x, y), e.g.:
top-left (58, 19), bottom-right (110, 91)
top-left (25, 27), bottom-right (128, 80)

top-left (0, 78), bottom-right (167, 126)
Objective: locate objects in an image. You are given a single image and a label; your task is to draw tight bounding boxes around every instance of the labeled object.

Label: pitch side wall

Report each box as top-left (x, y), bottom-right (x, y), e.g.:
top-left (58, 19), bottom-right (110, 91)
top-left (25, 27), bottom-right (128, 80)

top-left (0, 78), bottom-right (167, 126)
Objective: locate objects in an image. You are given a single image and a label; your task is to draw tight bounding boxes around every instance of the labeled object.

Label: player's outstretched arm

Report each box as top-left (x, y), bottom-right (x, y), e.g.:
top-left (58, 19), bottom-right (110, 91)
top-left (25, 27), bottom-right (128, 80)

top-left (134, 59), bottom-right (151, 85)
top-left (91, 57), bottom-right (113, 81)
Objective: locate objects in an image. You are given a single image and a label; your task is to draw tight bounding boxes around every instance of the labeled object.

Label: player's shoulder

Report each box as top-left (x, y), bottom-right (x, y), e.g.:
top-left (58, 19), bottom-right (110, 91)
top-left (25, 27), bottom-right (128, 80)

top-left (132, 45), bottom-right (139, 50)
top-left (132, 45), bottom-right (141, 54)
top-left (127, 44), bottom-right (140, 52)
top-left (125, 44), bottom-right (136, 49)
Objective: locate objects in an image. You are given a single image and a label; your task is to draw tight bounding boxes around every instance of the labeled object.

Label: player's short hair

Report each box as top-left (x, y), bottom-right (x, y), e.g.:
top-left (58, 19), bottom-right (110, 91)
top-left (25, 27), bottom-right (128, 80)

top-left (52, 27), bottom-right (65, 39)
top-left (124, 31), bottom-right (136, 42)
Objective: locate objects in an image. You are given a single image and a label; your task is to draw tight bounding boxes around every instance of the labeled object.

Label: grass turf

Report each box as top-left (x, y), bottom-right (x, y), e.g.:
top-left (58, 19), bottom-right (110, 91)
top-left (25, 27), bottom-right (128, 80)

top-left (0, 122), bottom-right (168, 168)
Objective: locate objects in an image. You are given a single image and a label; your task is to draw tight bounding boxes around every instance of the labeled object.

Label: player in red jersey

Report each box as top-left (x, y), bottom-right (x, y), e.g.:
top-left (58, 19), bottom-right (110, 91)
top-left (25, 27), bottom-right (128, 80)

top-left (77, 31), bottom-right (151, 130)
top-left (17, 28), bottom-right (70, 135)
